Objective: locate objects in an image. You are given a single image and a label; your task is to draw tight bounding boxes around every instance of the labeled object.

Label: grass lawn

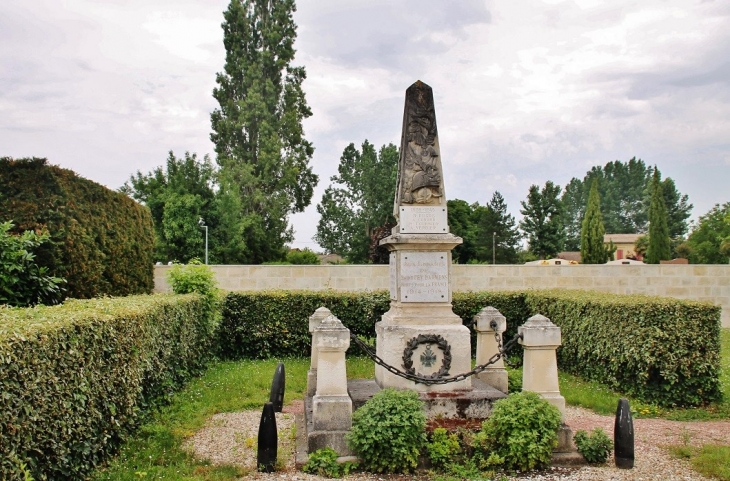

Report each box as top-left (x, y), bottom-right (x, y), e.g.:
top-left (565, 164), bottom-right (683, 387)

top-left (92, 357), bottom-right (373, 480)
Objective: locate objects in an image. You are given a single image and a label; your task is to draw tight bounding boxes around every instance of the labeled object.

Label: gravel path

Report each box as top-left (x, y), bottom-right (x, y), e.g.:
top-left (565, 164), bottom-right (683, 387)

top-left (185, 402), bottom-right (730, 480)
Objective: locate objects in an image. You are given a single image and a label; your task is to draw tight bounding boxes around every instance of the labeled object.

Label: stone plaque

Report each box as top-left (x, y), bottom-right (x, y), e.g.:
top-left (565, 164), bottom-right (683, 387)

top-left (399, 206), bottom-right (448, 234)
top-left (400, 251), bottom-right (449, 302)
top-left (389, 252), bottom-right (397, 300)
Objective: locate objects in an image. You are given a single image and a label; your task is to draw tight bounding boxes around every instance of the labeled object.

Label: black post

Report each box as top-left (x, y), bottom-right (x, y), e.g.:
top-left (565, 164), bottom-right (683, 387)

top-left (257, 402), bottom-right (277, 472)
top-left (614, 398), bottom-right (634, 469)
top-left (269, 362), bottom-right (285, 412)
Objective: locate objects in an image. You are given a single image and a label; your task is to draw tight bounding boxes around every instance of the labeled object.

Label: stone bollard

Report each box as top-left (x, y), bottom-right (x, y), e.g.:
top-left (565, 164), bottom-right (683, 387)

top-left (310, 314), bottom-right (353, 455)
top-left (474, 306), bottom-right (508, 394)
top-left (519, 314), bottom-right (566, 420)
top-left (307, 307), bottom-right (332, 397)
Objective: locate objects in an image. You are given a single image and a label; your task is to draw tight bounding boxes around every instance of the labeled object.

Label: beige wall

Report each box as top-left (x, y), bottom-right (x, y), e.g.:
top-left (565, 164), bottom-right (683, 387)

top-left (154, 264), bottom-right (730, 328)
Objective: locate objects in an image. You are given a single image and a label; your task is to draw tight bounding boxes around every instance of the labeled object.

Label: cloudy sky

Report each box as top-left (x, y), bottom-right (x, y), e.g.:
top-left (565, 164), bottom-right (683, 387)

top-left (2, 0), bottom-right (729, 250)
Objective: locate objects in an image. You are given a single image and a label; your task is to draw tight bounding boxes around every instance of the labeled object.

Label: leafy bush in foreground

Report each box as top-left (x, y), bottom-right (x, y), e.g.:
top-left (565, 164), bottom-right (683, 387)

top-left (347, 389), bottom-right (426, 473)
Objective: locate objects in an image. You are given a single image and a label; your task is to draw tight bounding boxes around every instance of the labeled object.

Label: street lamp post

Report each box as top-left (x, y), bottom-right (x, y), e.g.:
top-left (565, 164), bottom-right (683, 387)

top-left (493, 231), bottom-right (496, 265)
top-left (199, 218), bottom-right (208, 265)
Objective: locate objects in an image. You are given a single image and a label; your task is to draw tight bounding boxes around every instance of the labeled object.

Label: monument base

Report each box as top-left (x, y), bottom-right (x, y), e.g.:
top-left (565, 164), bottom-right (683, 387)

top-left (375, 311), bottom-right (472, 392)
top-left (348, 378), bottom-right (506, 419)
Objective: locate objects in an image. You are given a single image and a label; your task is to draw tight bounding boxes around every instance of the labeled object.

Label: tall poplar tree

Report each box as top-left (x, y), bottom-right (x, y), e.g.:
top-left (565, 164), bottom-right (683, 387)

top-left (210, 0), bottom-right (317, 263)
top-left (646, 168), bottom-right (671, 264)
top-left (580, 178), bottom-right (611, 264)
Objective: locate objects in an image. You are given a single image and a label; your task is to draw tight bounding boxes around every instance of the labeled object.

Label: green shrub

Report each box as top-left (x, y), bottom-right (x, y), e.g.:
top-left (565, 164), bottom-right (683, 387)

top-left (0, 157), bottom-right (155, 299)
top-left (0, 221), bottom-right (65, 306)
top-left (0, 294), bottom-right (212, 480)
top-left (347, 388), bottom-right (426, 473)
top-left (302, 448), bottom-right (356, 478)
top-left (286, 248), bottom-right (321, 264)
top-left (427, 427), bottom-right (461, 470)
top-left (574, 428), bottom-right (612, 464)
top-left (525, 289), bottom-right (722, 407)
top-left (473, 391), bottom-right (562, 472)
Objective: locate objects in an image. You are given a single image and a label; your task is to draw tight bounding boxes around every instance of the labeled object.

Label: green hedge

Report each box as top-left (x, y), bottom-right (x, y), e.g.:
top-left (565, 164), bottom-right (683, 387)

top-left (0, 157), bottom-right (155, 299)
top-left (523, 289), bottom-right (722, 407)
top-left (218, 290), bottom-right (390, 359)
top-left (0, 294), bottom-right (214, 480)
top-left (220, 289), bottom-right (721, 407)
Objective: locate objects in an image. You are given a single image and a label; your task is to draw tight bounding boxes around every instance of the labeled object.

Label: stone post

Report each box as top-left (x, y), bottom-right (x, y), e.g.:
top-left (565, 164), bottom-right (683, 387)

top-left (474, 306), bottom-right (508, 394)
top-left (519, 314), bottom-right (565, 420)
top-left (310, 314), bottom-right (352, 455)
top-left (307, 307), bottom-right (332, 397)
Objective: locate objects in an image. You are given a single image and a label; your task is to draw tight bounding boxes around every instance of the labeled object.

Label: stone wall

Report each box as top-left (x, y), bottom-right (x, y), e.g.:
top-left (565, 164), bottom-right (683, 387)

top-left (154, 264), bottom-right (730, 328)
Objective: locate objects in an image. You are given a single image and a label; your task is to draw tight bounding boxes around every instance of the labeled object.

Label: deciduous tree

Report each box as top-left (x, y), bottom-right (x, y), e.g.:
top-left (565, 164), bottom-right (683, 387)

top-left (520, 181), bottom-right (564, 259)
top-left (314, 141), bottom-right (398, 263)
top-left (121, 151), bottom-right (216, 263)
top-left (687, 202), bottom-right (730, 264)
top-left (211, 0), bottom-right (317, 263)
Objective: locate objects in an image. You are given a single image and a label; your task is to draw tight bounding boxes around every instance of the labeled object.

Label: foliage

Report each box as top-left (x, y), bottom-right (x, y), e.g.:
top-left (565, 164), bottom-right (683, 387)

top-left (1, 157), bottom-right (154, 299)
top-left (0, 221), bottom-right (65, 306)
top-left (167, 260), bottom-right (220, 335)
top-left (574, 428), bottom-right (612, 464)
top-left (634, 234), bottom-right (649, 259)
top-left (472, 391), bottom-right (562, 472)
top-left (525, 290), bottom-right (722, 407)
top-left (347, 388), bottom-right (426, 473)
top-left (315, 141), bottom-right (398, 263)
top-left (0, 294), bottom-right (213, 480)
top-left (580, 179), bottom-right (612, 264)
top-left (210, 0), bottom-right (317, 264)
top-left (561, 158), bottom-right (692, 249)
top-left (303, 448), bottom-right (356, 478)
top-left (448, 192), bottom-right (521, 264)
top-left (520, 181), bottom-right (565, 259)
top-left (687, 202), bottom-right (730, 264)
top-left (285, 248), bottom-right (321, 265)
top-left (427, 428), bottom-right (461, 470)
top-left (121, 151), bottom-right (216, 264)
top-left (646, 168), bottom-right (672, 264)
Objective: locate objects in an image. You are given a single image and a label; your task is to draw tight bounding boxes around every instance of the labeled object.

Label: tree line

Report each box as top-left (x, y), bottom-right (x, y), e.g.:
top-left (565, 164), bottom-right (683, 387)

top-left (120, 0), bottom-right (729, 266)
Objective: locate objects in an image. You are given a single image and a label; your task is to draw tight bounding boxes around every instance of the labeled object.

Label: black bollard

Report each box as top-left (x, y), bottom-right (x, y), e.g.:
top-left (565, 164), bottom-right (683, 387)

top-left (269, 362), bottom-right (285, 412)
top-left (614, 398), bottom-right (634, 469)
top-left (257, 402), bottom-right (278, 472)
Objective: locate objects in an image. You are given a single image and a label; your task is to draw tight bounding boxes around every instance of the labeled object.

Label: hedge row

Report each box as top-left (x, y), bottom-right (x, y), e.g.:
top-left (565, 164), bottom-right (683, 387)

top-left (524, 290), bottom-right (722, 407)
top-left (0, 157), bottom-right (155, 299)
top-left (0, 294), bottom-right (214, 480)
top-left (219, 289), bottom-right (722, 407)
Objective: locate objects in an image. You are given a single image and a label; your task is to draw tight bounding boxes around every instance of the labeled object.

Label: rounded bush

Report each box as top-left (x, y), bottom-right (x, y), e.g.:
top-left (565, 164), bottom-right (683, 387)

top-left (574, 428), bottom-right (613, 464)
top-left (347, 388), bottom-right (426, 473)
top-left (473, 391), bottom-right (562, 471)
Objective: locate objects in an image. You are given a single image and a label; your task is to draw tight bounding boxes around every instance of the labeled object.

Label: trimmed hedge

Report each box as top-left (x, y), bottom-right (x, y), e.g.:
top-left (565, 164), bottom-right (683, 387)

top-left (0, 157), bottom-right (155, 299)
top-left (220, 289), bottom-right (721, 407)
top-left (218, 290), bottom-right (390, 359)
top-left (524, 289), bottom-right (722, 407)
top-left (0, 294), bottom-right (214, 480)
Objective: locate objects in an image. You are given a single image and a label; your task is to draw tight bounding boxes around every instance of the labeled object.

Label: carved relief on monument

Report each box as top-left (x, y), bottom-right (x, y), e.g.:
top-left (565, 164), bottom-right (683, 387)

top-left (397, 81), bottom-right (445, 207)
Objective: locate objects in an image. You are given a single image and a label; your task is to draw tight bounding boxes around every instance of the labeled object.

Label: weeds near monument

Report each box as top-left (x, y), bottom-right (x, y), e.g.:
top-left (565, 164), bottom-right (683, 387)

top-left (427, 427), bottom-right (462, 470)
top-left (302, 448), bottom-right (357, 478)
top-left (347, 388), bottom-right (426, 473)
top-left (574, 428), bottom-right (613, 464)
top-left (472, 391), bottom-right (562, 472)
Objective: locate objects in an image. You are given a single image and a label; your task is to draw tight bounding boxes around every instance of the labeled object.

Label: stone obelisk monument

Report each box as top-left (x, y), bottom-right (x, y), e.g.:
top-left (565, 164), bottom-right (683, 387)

top-left (375, 80), bottom-right (471, 392)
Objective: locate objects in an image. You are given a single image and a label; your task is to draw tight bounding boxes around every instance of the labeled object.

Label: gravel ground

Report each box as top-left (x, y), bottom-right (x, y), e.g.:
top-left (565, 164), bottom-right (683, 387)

top-left (185, 402), bottom-right (730, 480)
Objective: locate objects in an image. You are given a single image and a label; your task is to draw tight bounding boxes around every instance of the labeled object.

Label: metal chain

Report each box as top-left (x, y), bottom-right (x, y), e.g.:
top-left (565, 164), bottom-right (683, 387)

top-left (493, 324), bottom-right (521, 369)
top-left (350, 330), bottom-right (523, 386)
